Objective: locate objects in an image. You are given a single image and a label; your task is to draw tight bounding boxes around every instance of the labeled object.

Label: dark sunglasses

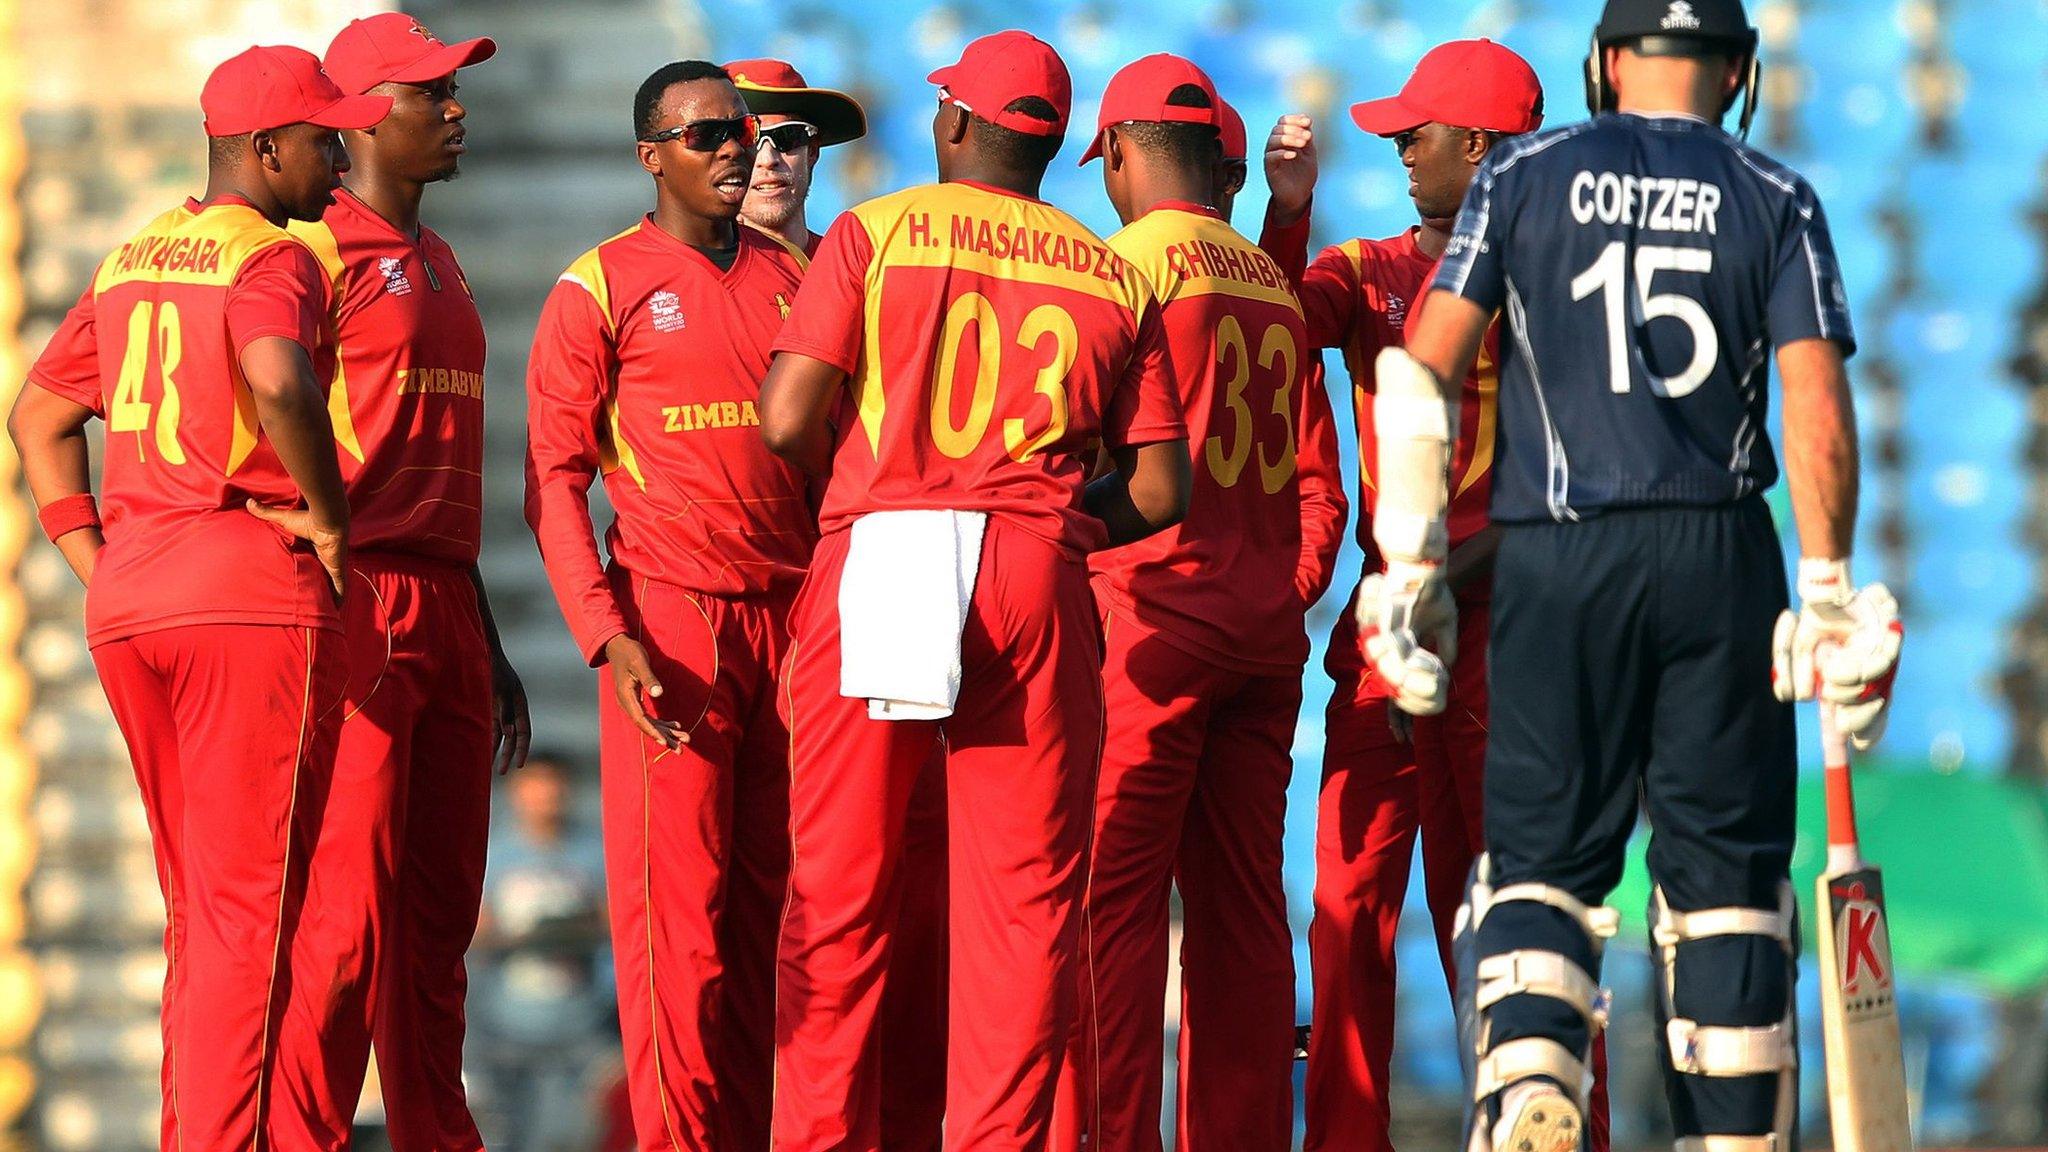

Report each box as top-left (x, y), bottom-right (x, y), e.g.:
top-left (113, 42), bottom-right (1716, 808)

top-left (759, 121), bottom-right (821, 153)
top-left (1394, 124), bottom-right (1500, 154)
top-left (640, 114), bottom-right (761, 151)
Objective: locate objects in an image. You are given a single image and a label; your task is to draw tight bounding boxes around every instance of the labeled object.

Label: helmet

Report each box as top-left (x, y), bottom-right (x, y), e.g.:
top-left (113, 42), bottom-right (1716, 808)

top-left (1583, 0), bottom-right (1762, 136)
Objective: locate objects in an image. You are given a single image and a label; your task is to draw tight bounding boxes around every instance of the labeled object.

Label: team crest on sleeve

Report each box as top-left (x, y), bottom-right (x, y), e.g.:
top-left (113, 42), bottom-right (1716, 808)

top-left (649, 290), bottom-right (687, 332)
top-left (378, 256), bottom-right (414, 297)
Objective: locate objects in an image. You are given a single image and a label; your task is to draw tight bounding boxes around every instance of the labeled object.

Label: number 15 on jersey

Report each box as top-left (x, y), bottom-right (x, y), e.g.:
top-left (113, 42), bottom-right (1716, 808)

top-left (1570, 241), bottom-right (1718, 399)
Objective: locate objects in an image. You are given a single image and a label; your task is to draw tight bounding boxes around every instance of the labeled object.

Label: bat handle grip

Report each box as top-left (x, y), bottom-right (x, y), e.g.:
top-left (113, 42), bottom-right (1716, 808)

top-left (1819, 700), bottom-right (1863, 870)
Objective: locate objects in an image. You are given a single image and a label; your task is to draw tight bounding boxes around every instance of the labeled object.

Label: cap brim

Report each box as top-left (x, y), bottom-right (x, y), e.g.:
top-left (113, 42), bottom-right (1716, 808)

top-left (385, 36), bottom-right (498, 84)
top-left (306, 91), bottom-right (396, 131)
top-left (1348, 95), bottom-right (1425, 136)
top-left (736, 86), bottom-right (868, 146)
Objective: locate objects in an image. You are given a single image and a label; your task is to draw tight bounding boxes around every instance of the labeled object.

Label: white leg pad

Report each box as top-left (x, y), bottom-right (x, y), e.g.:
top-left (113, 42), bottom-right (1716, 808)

top-left (1652, 903), bottom-right (1791, 949)
top-left (1665, 1018), bottom-right (1796, 1076)
top-left (1650, 883), bottom-right (1800, 1150)
top-left (1675, 1137), bottom-right (1781, 1152)
top-left (1473, 1036), bottom-right (1591, 1101)
top-left (1490, 882), bottom-right (1623, 942)
top-left (1475, 950), bottom-right (1612, 1031)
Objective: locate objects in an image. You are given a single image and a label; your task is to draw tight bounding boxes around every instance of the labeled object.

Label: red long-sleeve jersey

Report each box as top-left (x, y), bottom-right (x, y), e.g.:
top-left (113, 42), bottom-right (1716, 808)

top-left (525, 220), bottom-right (815, 663)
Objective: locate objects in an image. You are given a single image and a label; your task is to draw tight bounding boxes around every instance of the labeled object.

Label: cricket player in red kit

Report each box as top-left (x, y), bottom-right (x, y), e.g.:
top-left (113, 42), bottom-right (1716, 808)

top-left (526, 61), bottom-right (813, 1152)
top-left (1054, 55), bottom-right (1346, 1152)
top-left (730, 57), bottom-right (953, 1152)
top-left (757, 30), bottom-right (1190, 1152)
top-left (1261, 41), bottom-right (1610, 1152)
top-left (274, 15), bottom-right (523, 1152)
top-left (7, 46), bottom-right (386, 1150)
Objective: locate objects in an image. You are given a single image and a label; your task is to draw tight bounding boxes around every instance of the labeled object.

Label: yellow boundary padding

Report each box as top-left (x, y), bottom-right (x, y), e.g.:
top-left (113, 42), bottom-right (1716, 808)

top-left (0, 0), bottom-right (43, 1138)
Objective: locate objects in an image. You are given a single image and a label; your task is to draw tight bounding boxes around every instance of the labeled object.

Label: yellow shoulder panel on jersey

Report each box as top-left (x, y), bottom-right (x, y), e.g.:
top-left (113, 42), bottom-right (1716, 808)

top-left (1339, 238), bottom-right (1370, 283)
top-left (1104, 214), bottom-right (1177, 301)
top-left (744, 221), bottom-right (811, 270)
top-left (851, 182), bottom-right (1152, 312)
top-left (284, 218), bottom-right (349, 300)
top-left (282, 219), bottom-right (364, 462)
top-left (1110, 209), bottom-right (1302, 314)
top-left (558, 224), bottom-right (637, 336)
top-left (570, 227), bottom-right (642, 485)
top-left (94, 202), bottom-right (297, 294)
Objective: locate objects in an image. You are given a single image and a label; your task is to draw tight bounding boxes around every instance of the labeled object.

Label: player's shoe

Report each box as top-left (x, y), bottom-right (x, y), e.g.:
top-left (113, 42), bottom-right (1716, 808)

top-left (1492, 1079), bottom-right (1582, 1152)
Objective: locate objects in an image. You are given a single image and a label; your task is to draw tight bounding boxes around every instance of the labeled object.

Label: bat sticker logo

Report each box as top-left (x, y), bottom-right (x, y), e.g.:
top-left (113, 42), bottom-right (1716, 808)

top-left (1832, 879), bottom-right (1894, 1002)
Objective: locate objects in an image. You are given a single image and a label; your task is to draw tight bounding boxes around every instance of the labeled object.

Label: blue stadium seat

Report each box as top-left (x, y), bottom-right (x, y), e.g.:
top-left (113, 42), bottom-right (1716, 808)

top-left (1884, 620), bottom-right (2010, 771)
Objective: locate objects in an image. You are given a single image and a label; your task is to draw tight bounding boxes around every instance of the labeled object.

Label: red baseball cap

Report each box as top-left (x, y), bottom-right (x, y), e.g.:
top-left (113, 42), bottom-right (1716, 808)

top-left (324, 12), bottom-right (496, 96)
top-left (927, 30), bottom-right (1071, 138)
top-left (201, 45), bottom-right (393, 137)
top-left (1219, 98), bottom-right (1247, 162)
top-left (1080, 53), bottom-right (1221, 164)
top-left (1348, 39), bottom-right (1544, 137)
top-left (725, 58), bottom-right (868, 146)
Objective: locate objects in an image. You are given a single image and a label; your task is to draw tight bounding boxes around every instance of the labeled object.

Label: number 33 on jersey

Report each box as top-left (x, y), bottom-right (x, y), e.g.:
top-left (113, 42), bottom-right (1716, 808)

top-left (1088, 201), bottom-right (1325, 674)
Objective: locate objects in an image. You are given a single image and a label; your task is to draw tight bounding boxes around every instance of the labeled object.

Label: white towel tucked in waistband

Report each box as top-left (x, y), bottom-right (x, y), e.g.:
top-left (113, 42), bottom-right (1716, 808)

top-left (838, 509), bottom-right (988, 721)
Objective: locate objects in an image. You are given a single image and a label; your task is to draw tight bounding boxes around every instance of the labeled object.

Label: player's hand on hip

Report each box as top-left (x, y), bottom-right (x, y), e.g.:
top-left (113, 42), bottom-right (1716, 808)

top-left (603, 633), bottom-right (688, 750)
top-left (1771, 558), bottom-right (1903, 750)
top-left (244, 498), bottom-right (348, 601)
top-left (1359, 559), bottom-right (1457, 716)
top-left (1264, 114), bottom-right (1317, 224)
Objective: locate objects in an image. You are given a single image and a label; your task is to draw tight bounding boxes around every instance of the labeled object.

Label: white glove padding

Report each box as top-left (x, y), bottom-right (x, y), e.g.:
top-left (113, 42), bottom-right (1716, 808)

top-left (1359, 560), bottom-right (1458, 716)
top-left (1771, 558), bottom-right (1903, 751)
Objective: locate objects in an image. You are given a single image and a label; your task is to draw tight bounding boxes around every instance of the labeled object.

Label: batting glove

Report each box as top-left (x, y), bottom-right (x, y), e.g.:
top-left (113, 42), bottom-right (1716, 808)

top-left (1359, 559), bottom-right (1458, 716)
top-left (1771, 558), bottom-right (1903, 750)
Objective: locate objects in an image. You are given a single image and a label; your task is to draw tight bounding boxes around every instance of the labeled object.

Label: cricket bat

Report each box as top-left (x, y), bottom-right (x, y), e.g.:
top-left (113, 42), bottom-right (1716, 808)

top-left (1815, 700), bottom-right (1913, 1152)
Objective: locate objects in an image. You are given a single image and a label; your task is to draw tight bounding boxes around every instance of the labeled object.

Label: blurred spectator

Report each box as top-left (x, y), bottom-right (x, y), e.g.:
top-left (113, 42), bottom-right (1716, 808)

top-left (1753, 0), bottom-right (1810, 157)
top-left (1900, 0), bottom-right (1964, 152)
top-left (467, 753), bottom-right (612, 1152)
top-left (2004, 179), bottom-right (2048, 783)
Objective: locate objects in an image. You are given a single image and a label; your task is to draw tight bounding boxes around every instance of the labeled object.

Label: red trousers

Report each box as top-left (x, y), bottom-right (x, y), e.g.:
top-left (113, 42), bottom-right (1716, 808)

top-left (1307, 598), bottom-right (1608, 1152)
top-left (600, 570), bottom-right (796, 1152)
top-left (1054, 610), bottom-right (1299, 1152)
top-left (279, 555), bottom-right (495, 1151)
top-left (880, 756), bottom-right (950, 1152)
top-left (92, 622), bottom-right (346, 1151)
top-left (775, 521), bottom-right (1100, 1152)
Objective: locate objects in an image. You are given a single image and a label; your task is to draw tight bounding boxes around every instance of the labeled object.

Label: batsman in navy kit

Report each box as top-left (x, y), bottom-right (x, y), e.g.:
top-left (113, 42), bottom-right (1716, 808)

top-left (1358, 1), bottom-right (1905, 1150)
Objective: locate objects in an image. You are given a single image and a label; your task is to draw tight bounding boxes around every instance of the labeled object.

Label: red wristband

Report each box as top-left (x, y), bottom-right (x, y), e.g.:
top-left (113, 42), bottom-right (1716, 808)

top-left (38, 493), bottom-right (101, 542)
